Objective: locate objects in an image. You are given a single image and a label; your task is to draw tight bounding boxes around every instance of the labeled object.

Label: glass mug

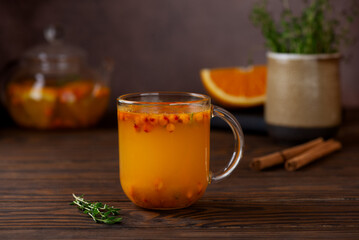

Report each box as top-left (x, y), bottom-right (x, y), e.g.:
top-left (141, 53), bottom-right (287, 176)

top-left (117, 92), bottom-right (244, 209)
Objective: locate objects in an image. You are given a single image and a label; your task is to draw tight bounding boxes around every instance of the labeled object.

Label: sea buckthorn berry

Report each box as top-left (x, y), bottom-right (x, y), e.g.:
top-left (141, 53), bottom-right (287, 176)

top-left (148, 115), bottom-right (158, 125)
top-left (197, 183), bottom-right (203, 195)
top-left (63, 120), bottom-right (76, 127)
top-left (141, 114), bottom-right (149, 123)
top-left (129, 185), bottom-right (137, 199)
top-left (123, 113), bottom-right (132, 121)
top-left (186, 191), bottom-right (193, 199)
top-left (134, 123), bottom-right (141, 132)
top-left (168, 114), bottom-right (179, 123)
top-left (118, 111), bottom-right (124, 121)
top-left (203, 112), bottom-right (211, 120)
top-left (150, 198), bottom-right (162, 209)
top-left (194, 112), bottom-right (204, 122)
top-left (143, 123), bottom-right (153, 133)
top-left (178, 114), bottom-right (190, 124)
top-left (166, 123), bottom-right (175, 133)
top-left (154, 178), bottom-right (164, 191)
top-left (134, 116), bottom-right (143, 126)
top-left (52, 118), bottom-right (62, 127)
top-left (162, 200), bottom-right (175, 209)
top-left (43, 107), bottom-right (53, 117)
top-left (159, 115), bottom-right (169, 126)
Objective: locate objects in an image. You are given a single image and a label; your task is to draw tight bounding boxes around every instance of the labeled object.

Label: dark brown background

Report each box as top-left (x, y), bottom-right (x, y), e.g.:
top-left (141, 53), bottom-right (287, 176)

top-left (0, 0), bottom-right (358, 112)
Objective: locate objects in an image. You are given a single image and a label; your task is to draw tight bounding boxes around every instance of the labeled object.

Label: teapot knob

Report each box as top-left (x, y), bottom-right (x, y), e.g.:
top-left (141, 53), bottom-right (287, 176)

top-left (44, 25), bottom-right (64, 44)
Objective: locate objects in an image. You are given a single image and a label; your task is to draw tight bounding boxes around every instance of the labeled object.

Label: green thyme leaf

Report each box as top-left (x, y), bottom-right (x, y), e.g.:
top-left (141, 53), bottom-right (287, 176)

top-left (250, 0), bottom-right (359, 54)
top-left (71, 193), bottom-right (122, 224)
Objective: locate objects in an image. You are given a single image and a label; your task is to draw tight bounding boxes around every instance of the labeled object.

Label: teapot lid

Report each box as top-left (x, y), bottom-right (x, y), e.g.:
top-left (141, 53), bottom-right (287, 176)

top-left (23, 25), bottom-right (86, 63)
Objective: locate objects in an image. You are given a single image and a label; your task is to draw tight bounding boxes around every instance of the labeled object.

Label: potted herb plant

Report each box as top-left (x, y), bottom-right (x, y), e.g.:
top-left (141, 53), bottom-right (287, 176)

top-left (250, 0), bottom-right (358, 141)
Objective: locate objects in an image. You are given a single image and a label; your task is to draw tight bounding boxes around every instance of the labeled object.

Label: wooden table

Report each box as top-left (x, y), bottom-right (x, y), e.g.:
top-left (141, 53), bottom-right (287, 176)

top-left (1, 110), bottom-right (359, 239)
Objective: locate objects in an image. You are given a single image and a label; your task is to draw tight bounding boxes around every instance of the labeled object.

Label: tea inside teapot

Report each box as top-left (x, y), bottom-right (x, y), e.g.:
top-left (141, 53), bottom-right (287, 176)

top-left (5, 25), bottom-right (112, 129)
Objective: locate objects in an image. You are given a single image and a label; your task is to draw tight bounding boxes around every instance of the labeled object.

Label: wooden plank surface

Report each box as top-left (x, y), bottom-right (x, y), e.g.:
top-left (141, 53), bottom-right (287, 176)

top-left (1, 110), bottom-right (359, 239)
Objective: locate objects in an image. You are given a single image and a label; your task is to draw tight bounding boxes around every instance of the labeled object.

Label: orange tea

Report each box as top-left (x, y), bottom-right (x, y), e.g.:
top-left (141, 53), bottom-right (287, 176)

top-left (117, 92), bottom-right (244, 210)
top-left (118, 107), bottom-right (211, 209)
top-left (7, 80), bottom-right (109, 129)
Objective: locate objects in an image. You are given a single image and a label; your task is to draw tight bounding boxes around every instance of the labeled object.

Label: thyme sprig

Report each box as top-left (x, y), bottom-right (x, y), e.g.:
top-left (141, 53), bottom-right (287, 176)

top-left (250, 0), bottom-right (358, 54)
top-left (70, 193), bottom-right (122, 224)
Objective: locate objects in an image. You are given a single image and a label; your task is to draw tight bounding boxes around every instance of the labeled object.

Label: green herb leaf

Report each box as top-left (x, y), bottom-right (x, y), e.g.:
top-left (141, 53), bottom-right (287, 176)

top-left (71, 193), bottom-right (122, 224)
top-left (250, 0), bottom-right (358, 54)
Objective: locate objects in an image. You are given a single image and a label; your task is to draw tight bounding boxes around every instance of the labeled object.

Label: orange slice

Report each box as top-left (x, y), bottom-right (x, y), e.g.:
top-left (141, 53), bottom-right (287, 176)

top-left (200, 65), bottom-right (267, 107)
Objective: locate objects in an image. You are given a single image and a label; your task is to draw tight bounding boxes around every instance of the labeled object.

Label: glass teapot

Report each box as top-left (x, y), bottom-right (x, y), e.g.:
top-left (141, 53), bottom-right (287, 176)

top-left (4, 26), bottom-right (113, 129)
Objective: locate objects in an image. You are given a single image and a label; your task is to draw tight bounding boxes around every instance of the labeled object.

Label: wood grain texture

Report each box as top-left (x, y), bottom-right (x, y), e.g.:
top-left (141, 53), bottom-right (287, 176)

top-left (1, 110), bottom-right (359, 239)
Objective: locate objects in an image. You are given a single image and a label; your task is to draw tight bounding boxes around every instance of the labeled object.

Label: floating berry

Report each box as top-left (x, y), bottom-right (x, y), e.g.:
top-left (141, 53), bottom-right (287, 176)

top-left (203, 111), bottom-right (211, 120)
top-left (186, 191), bottom-right (193, 199)
top-left (118, 111), bottom-right (124, 121)
top-left (194, 112), bottom-right (203, 122)
top-left (129, 185), bottom-right (138, 201)
top-left (123, 113), bottom-right (132, 121)
top-left (143, 123), bottom-right (153, 133)
top-left (161, 200), bottom-right (176, 209)
top-left (159, 115), bottom-right (169, 126)
top-left (148, 115), bottom-right (158, 125)
top-left (178, 114), bottom-right (190, 124)
top-left (141, 114), bottom-right (149, 123)
top-left (134, 123), bottom-right (141, 132)
top-left (52, 118), bottom-right (61, 126)
top-left (134, 116), bottom-right (143, 126)
top-left (154, 178), bottom-right (164, 191)
top-left (166, 123), bottom-right (175, 133)
top-left (197, 183), bottom-right (203, 195)
top-left (168, 114), bottom-right (179, 123)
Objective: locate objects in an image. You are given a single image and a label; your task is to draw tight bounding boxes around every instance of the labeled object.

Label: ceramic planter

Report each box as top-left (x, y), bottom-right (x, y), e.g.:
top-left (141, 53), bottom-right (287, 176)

top-left (265, 52), bottom-right (341, 141)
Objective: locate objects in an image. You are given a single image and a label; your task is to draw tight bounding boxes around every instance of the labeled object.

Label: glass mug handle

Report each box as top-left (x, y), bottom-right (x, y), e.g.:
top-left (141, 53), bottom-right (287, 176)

top-left (210, 105), bottom-right (245, 183)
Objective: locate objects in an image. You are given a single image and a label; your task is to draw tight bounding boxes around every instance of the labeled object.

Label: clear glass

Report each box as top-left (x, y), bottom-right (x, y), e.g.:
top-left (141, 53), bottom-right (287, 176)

top-left (117, 92), bottom-right (244, 209)
top-left (4, 26), bottom-right (111, 129)
top-left (6, 70), bottom-right (109, 129)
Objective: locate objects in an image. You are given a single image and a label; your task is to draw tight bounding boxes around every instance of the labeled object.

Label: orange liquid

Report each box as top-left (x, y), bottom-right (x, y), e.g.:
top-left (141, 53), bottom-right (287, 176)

top-left (118, 107), bottom-right (211, 209)
top-left (6, 80), bottom-right (109, 129)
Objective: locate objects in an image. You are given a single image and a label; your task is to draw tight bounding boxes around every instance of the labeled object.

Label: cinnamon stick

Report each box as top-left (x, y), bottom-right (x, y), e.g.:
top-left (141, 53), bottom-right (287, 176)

top-left (285, 139), bottom-right (342, 171)
top-left (250, 137), bottom-right (324, 171)
top-left (282, 137), bottom-right (324, 160)
top-left (250, 152), bottom-right (284, 171)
